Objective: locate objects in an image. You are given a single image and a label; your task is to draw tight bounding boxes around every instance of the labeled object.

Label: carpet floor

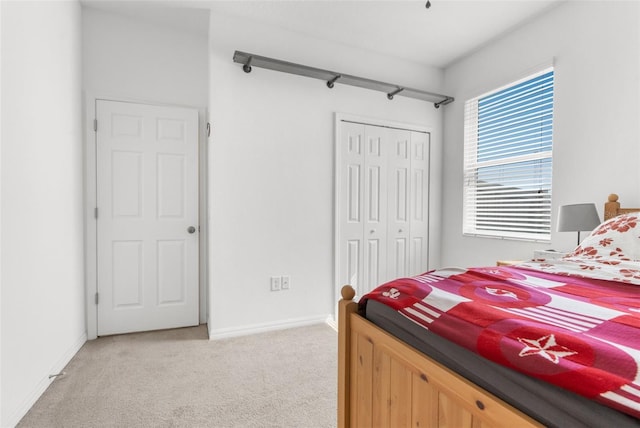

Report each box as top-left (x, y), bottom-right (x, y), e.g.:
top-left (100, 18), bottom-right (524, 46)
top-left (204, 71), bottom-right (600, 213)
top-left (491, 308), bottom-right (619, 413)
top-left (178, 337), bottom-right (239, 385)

top-left (17, 323), bottom-right (337, 428)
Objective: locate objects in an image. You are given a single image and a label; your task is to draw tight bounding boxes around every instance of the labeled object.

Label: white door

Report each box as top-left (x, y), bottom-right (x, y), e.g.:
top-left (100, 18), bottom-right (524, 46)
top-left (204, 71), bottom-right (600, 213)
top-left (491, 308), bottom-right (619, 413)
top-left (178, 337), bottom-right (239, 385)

top-left (408, 131), bottom-right (430, 276)
top-left (338, 123), bottom-right (390, 297)
top-left (386, 129), bottom-right (411, 281)
top-left (96, 100), bottom-right (199, 336)
top-left (338, 122), bottom-right (366, 296)
top-left (387, 130), bottom-right (431, 280)
top-left (337, 119), bottom-right (430, 299)
top-left (363, 125), bottom-right (389, 294)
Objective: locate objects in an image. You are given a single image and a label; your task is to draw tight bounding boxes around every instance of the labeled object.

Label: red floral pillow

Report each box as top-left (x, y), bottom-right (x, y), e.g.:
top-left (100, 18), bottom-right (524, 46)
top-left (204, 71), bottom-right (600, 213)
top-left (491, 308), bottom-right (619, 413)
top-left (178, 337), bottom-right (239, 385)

top-left (566, 213), bottom-right (640, 262)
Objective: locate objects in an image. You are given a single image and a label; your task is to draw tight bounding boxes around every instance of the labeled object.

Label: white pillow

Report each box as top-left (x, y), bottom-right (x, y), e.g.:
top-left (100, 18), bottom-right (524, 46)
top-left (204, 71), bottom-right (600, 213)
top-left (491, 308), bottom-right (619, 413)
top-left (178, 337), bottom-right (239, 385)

top-left (566, 213), bottom-right (640, 262)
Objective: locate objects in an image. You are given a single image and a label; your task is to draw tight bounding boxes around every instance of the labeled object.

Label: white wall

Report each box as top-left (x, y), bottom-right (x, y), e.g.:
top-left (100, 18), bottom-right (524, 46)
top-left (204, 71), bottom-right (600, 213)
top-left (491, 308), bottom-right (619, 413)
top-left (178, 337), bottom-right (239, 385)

top-left (81, 6), bottom-right (210, 331)
top-left (82, 6), bottom-right (209, 108)
top-left (207, 11), bottom-right (445, 337)
top-left (441, 1), bottom-right (640, 267)
top-left (0, 3), bottom-right (3, 425)
top-left (1, 2), bottom-right (85, 426)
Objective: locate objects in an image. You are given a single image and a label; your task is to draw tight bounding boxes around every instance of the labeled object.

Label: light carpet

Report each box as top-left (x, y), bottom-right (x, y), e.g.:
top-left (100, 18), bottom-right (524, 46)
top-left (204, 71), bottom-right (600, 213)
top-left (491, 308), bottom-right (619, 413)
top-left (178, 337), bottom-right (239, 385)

top-left (17, 323), bottom-right (337, 428)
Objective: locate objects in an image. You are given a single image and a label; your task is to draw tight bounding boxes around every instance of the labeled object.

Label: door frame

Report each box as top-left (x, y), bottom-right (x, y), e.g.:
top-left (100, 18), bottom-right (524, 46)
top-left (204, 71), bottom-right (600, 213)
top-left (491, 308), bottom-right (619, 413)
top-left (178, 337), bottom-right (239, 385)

top-left (84, 95), bottom-right (209, 339)
top-left (333, 112), bottom-right (432, 318)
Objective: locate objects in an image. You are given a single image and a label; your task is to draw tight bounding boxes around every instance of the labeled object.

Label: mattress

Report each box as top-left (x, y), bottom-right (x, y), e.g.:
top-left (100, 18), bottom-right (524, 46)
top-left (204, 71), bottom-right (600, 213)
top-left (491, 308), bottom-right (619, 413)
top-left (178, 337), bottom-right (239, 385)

top-left (364, 298), bottom-right (640, 428)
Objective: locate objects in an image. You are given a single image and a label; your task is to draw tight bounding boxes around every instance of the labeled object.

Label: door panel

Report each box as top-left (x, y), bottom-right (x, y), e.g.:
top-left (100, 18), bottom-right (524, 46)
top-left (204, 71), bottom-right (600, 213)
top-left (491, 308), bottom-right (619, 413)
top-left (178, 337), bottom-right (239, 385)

top-left (157, 154), bottom-right (187, 218)
top-left (340, 122), bottom-right (366, 294)
top-left (409, 131), bottom-right (430, 275)
top-left (96, 100), bottom-right (199, 336)
top-left (363, 126), bottom-right (388, 294)
top-left (112, 240), bottom-right (143, 308)
top-left (157, 240), bottom-right (186, 305)
top-left (387, 130), bottom-right (411, 281)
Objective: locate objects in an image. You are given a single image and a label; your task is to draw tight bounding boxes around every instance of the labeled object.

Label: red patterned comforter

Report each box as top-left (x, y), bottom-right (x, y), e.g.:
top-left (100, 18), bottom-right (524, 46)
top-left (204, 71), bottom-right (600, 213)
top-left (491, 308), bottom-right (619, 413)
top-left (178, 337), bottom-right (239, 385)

top-left (361, 265), bottom-right (640, 419)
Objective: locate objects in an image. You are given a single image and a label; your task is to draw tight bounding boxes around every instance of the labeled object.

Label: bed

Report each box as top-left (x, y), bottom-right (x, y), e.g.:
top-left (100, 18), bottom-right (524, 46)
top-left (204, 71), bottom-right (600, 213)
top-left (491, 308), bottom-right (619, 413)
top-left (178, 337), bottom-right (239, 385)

top-left (337, 194), bottom-right (640, 427)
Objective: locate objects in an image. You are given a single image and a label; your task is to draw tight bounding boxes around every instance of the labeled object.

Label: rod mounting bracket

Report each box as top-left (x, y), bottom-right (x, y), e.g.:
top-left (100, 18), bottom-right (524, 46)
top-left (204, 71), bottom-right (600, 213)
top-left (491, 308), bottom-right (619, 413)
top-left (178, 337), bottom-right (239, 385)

top-left (434, 96), bottom-right (454, 109)
top-left (387, 88), bottom-right (404, 100)
top-left (327, 75), bottom-right (341, 89)
top-left (243, 56), bottom-right (253, 73)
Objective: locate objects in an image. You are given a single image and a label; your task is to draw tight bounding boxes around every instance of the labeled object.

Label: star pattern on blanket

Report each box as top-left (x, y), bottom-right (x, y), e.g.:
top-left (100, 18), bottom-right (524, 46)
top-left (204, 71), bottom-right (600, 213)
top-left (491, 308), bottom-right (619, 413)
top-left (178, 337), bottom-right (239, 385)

top-left (485, 287), bottom-right (518, 300)
top-left (517, 334), bottom-right (577, 364)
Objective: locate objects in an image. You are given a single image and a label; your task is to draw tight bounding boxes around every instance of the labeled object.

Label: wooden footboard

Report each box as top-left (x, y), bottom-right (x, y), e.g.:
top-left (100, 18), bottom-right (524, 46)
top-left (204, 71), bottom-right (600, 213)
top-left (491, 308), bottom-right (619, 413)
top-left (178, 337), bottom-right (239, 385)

top-left (337, 285), bottom-right (543, 428)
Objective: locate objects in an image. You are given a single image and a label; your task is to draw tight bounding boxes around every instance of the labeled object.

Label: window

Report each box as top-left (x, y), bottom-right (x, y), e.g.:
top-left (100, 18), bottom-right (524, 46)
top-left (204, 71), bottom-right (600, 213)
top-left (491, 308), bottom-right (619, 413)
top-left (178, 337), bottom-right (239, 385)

top-left (463, 69), bottom-right (554, 241)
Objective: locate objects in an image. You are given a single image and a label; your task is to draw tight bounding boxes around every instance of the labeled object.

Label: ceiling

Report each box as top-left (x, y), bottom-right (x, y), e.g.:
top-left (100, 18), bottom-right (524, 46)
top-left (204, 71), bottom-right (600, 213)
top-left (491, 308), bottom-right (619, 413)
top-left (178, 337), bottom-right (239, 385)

top-left (82, 0), bottom-right (564, 69)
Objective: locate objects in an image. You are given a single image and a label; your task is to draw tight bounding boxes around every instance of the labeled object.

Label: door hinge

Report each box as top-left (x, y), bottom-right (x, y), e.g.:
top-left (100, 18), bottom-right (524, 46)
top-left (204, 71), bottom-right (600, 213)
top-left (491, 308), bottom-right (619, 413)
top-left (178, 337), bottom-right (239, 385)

top-left (94, 207), bottom-right (98, 219)
top-left (95, 292), bottom-right (99, 305)
top-left (206, 122), bottom-right (211, 137)
top-left (93, 119), bottom-right (98, 132)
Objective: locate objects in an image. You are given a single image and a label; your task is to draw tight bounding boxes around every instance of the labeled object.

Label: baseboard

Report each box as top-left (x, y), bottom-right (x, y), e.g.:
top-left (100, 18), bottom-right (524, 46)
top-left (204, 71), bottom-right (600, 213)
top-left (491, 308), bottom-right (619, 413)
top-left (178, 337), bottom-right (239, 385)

top-left (325, 315), bottom-right (338, 332)
top-left (207, 314), bottom-right (213, 340)
top-left (208, 314), bottom-right (332, 340)
top-left (6, 331), bottom-right (87, 428)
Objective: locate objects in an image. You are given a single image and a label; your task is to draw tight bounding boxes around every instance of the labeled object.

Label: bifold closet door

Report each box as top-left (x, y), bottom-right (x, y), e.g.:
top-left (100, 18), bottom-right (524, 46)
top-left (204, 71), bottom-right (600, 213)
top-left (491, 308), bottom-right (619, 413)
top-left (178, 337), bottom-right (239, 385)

top-left (382, 130), bottom-right (430, 282)
top-left (337, 120), bottom-right (430, 297)
top-left (386, 130), bottom-right (411, 281)
top-left (338, 122), bottom-right (389, 297)
top-left (363, 126), bottom-right (390, 294)
top-left (408, 131), bottom-right (430, 276)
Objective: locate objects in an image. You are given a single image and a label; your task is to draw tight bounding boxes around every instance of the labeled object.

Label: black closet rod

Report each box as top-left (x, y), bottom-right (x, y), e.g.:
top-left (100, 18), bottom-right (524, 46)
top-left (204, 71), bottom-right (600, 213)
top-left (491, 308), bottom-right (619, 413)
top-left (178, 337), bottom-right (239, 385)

top-left (233, 51), bottom-right (454, 109)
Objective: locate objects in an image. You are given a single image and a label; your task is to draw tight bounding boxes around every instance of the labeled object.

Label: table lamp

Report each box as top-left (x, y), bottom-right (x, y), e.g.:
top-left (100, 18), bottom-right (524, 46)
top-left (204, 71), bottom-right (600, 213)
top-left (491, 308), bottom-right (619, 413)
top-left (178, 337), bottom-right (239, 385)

top-left (557, 203), bottom-right (601, 246)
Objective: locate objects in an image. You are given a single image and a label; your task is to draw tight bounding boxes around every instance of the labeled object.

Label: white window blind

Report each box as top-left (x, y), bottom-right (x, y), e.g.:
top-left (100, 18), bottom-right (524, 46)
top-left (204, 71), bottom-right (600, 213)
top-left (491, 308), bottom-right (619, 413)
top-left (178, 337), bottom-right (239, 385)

top-left (463, 69), bottom-right (554, 241)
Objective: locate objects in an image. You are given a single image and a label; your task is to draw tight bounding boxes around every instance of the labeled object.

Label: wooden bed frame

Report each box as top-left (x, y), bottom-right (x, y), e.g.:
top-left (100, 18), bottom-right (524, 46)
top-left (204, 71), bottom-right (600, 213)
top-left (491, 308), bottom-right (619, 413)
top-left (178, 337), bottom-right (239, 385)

top-left (337, 194), bottom-right (638, 428)
top-left (604, 193), bottom-right (638, 220)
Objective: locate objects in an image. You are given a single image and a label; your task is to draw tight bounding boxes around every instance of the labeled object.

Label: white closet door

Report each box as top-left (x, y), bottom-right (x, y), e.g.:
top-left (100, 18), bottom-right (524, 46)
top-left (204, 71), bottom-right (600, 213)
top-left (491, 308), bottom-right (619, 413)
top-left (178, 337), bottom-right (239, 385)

top-left (338, 122), bottom-right (366, 295)
top-left (386, 129), bottom-right (412, 281)
top-left (409, 131), bottom-right (430, 276)
top-left (363, 126), bottom-right (389, 293)
top-left (337, 118), bottom-right (430, 299)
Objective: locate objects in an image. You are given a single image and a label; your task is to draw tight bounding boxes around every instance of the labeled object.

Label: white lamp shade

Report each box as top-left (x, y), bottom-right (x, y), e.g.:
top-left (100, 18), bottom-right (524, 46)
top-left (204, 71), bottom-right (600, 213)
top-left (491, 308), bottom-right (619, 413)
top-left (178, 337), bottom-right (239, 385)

top-left (557, 203), bottom-right (601, 232)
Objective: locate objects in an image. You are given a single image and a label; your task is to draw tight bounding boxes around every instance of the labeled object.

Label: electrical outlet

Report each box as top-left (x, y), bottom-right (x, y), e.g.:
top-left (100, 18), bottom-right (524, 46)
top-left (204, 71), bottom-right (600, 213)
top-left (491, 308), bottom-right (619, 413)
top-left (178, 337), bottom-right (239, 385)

top-left (270, 276), bottom-right (281, 291)
top-left (281, 276), bottom-right (290, 290)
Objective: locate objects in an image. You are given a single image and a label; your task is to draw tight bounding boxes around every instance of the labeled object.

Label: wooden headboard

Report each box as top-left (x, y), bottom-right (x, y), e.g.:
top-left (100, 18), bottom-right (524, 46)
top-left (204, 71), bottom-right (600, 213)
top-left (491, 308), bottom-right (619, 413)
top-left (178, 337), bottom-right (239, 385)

top-left (604, 194), bottom-right (640, 220)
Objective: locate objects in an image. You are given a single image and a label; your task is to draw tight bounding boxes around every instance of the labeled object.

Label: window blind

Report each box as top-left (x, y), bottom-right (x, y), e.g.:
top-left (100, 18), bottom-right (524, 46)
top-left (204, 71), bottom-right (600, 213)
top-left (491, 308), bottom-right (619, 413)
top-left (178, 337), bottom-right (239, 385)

top-left (463, 69), bottom-right (554, 241)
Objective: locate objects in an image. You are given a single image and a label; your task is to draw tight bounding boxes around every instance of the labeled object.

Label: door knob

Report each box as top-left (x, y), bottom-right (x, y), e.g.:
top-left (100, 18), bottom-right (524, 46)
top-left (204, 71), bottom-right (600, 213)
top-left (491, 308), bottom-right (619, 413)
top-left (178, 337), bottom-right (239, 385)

top-left (188, 226), bottom-right (196, 234)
